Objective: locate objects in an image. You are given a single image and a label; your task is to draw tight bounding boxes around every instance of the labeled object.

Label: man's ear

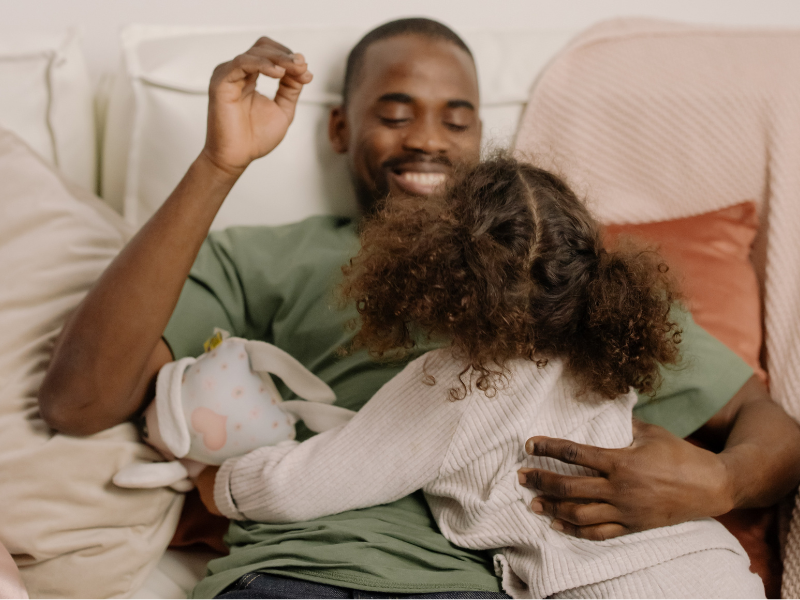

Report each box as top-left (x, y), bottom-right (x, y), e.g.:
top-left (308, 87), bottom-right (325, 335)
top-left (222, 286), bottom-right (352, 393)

top-left (328, 105), bottom-right (349, 154)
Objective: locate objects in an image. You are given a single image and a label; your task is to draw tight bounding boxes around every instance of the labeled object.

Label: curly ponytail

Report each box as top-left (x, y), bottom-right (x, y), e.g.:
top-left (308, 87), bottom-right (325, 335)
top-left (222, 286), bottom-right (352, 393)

top-left (340, 153), bottom-right (681, 400)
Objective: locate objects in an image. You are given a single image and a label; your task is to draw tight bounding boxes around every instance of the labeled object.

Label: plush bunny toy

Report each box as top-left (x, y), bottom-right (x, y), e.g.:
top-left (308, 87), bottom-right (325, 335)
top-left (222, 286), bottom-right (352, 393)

top-left (113, 331), bottom-right (355, 492)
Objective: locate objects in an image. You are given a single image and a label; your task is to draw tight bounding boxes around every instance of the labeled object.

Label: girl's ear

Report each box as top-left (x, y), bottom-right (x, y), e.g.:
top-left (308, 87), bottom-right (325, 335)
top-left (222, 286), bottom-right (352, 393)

top-left (328, 105), bottom-right (349, 154)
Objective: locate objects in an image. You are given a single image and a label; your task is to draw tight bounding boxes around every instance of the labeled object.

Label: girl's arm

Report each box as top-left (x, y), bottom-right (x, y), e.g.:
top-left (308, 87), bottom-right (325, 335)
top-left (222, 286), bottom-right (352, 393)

top-left (213, 350), bottom-right (470, 523)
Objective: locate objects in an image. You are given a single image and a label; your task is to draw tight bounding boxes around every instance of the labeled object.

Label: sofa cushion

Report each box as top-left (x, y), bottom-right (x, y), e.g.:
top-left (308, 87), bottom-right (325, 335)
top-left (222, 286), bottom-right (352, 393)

top-left (0, 127), bottom-right (183, 598)
top-left (0, 30), bottom-right (96, 192)
top-left (604, 201), bottom-right (765, 381)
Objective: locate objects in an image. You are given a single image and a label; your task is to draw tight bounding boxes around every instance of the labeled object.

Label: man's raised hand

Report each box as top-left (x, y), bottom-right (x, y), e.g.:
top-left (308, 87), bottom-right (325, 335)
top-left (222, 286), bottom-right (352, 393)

top-left (517, 420), bottom-right (733, 541)
top-left (202, 37), bottom-right (313, 177)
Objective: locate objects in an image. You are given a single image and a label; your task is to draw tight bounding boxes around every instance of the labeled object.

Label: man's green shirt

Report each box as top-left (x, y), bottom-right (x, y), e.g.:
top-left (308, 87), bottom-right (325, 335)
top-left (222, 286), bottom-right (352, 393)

top-left (163, 217), bottom-right (753, 598)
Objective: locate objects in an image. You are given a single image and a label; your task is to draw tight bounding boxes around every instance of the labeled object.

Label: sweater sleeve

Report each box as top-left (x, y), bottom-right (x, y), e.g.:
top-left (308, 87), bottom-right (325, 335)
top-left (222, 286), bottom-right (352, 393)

top-left (214, 349), bottom-right (470, 522)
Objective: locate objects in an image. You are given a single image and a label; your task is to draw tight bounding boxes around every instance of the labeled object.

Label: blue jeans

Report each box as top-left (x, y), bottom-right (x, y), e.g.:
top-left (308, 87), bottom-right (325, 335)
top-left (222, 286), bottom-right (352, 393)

top-left (216, 572), bottom-right (511, 599)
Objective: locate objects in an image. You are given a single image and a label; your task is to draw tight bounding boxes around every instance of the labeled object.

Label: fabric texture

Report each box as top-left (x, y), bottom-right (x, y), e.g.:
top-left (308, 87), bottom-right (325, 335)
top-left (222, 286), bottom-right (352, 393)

top-left (548, 549), bottom-right (764, 599)
top-left (162, 217), bottom-right (753, 598)
top-left (214, 349), bottom-right (755, 599)
top-left (512, 20), bottom-right (800, 596)
top-left (0, 127), bottom-right (184, 598)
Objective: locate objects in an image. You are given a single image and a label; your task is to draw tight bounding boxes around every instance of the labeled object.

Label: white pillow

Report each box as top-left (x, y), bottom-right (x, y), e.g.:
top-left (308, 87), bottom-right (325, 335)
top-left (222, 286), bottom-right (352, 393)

top-left (102, 25), bottom-right (577, 230)
top-left (0, 127), bottom-right (183, 599)
top-left (0, 30), bottom-right (97, 192)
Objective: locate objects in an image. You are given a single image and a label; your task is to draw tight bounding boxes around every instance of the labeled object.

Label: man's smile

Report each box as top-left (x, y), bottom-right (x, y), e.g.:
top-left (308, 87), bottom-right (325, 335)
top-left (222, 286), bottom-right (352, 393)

top-left (386, 161), bottom-right (451, 196)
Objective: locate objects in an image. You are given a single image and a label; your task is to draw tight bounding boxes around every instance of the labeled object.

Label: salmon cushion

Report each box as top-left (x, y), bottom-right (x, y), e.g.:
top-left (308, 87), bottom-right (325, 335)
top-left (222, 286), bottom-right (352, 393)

top-left (604, 201), bottom-right (766, 381)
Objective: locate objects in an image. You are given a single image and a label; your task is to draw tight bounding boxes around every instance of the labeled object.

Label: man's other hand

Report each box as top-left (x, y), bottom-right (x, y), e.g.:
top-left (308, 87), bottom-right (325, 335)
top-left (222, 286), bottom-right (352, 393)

top-left (517, 419), bottom-right (733, 541)
top-left (194, 465), bottom-right (223, 517)
top-left (203, 37), bottom-right (313, 177)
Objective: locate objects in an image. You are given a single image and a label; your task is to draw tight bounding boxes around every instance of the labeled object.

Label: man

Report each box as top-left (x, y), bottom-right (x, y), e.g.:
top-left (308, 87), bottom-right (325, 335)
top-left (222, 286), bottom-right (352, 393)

top-left (40, 18), bottom-right (800, 598)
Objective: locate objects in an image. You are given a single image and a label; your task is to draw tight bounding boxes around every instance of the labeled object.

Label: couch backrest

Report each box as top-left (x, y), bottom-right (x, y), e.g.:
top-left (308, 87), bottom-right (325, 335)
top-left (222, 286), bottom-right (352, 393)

top-left (101, 26), bottom-right (579, 229)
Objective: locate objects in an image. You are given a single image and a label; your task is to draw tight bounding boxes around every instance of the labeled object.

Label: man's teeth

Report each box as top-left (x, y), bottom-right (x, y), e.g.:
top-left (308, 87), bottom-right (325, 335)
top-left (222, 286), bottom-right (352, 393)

top-left (399, 172), bottom-right (447, 186)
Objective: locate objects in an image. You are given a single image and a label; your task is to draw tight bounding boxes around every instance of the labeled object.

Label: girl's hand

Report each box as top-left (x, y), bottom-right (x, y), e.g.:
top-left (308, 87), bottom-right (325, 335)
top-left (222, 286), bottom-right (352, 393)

top-left (202, 37), bottom-right (313, 178)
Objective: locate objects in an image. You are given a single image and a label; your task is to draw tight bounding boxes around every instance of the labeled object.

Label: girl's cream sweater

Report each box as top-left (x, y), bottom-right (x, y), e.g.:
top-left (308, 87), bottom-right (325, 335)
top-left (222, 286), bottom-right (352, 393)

top-left (214, 348), bottom-right (746, 598)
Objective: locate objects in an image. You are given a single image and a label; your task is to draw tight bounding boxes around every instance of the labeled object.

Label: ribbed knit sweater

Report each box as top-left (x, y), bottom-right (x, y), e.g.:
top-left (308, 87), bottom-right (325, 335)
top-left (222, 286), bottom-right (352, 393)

top-left (214, 348), bottom-right (746, 598)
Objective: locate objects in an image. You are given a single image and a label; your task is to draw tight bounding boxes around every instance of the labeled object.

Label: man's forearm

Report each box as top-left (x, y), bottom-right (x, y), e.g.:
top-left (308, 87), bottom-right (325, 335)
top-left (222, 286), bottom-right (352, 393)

top-left (719, 390), bottom-right (800, 509)
top-left (39, 153), bottom-right (240, 435)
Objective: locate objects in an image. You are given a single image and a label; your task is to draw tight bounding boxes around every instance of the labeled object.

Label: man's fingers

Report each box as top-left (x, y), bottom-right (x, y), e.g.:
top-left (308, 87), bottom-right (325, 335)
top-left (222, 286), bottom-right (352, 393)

top-left (251, 35), bottom-right (294, 56)
top-left (213, 44), bottom-right (310, 89)
top-left (274, 70), bottom-right (313, 115)
top-left (552, 520), bottom-right (629, 541)
top-left (525, 436), bottom-right (614, 473)
top-left (214, 54), bottom-right (286, 87)
top-left (531, 498), bottom-right (621, 527)
top-left (518, 468), bottom-right (610, 501)
top-left (245, 44), bottom-right (310, 77)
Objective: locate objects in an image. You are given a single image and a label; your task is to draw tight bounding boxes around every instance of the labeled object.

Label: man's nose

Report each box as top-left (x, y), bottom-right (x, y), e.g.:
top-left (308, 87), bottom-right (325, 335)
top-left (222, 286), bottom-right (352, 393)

top-left (402, 115), bottom-right (448, 154)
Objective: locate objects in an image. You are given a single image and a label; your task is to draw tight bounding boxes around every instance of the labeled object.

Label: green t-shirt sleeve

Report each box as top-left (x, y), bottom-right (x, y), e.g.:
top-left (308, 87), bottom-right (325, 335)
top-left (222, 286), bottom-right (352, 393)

top-left (162, 216), bottom-right (358, 363)
top-left (163, 229), bottom-right (266, 360)
top-left (632, 308), bottom-right (754, 438)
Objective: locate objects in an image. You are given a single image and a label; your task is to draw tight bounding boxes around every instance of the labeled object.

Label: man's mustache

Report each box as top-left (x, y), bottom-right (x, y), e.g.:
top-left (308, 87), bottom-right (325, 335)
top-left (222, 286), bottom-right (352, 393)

top-left (381, 154), bottom-right (454, 171)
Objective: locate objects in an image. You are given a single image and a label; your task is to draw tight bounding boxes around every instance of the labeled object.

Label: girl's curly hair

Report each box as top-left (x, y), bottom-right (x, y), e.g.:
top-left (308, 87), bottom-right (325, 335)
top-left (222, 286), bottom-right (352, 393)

top-left (340, 154), bottom-right (682, 400)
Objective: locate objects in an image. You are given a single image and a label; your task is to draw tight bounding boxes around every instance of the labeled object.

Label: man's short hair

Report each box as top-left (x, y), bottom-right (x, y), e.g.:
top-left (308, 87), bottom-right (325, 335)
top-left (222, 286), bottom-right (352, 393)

top-left (343, 17), bottom-right (474, 105)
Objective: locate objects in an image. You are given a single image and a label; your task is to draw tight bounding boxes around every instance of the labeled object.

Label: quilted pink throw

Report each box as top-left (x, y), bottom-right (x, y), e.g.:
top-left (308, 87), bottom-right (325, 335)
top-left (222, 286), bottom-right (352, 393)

top-left (514, 18), bottom-right (800, 596)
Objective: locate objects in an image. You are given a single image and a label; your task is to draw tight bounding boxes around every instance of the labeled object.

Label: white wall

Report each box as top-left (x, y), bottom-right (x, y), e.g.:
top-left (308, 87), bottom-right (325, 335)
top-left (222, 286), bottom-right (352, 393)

top-left (3, 0), bottom-right (800, 82)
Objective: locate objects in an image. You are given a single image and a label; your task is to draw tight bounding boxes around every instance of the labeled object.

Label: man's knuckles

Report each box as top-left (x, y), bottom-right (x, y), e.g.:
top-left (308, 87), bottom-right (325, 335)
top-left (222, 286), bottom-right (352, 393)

top-left (557, 503), bottom-right (595, 526)
top-left (529, 437), bottom-right (588, 466)
top-left (530, 471), bottom-right (577, 497)
top-left (254, 36), bottom-right (293, 54)
top-left (542, 500), bottom-right (610, 526)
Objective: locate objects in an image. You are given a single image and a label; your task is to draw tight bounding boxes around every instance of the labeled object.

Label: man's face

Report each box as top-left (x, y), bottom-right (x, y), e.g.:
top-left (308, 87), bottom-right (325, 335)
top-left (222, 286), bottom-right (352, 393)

top-left (329, 34), bottom-right (482, 214)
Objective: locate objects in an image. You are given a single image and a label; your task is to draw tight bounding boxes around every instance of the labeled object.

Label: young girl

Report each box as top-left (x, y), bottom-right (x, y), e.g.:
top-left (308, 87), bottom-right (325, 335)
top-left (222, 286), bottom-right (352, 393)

top-left (211, 156), bottom-right (764, 598)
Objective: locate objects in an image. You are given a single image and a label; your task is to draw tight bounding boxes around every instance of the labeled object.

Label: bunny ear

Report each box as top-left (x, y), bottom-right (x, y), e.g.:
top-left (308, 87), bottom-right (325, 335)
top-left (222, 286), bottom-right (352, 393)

top-left (280, 401), bottom-right (355, 433)
top-left (113, 460), bottom-right (190, 489)
top-left (155, 357), bottom-right (196, 458)
top-left (244, 341), bottom-right (336, 404)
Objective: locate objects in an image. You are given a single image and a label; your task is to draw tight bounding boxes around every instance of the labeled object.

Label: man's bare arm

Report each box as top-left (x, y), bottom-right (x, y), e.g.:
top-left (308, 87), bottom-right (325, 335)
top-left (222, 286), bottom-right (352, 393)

top-left (517, 375), bottom-right (800, 540)
top-left (39, 38), bottom-right (312, 436)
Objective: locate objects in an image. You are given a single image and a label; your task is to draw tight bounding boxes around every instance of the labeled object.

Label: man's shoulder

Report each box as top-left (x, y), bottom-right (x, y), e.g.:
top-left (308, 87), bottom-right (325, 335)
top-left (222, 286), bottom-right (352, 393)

top-left (201, 215), bottom-right (358, 261)
top-left (209, 215), bottom-right (356, 244)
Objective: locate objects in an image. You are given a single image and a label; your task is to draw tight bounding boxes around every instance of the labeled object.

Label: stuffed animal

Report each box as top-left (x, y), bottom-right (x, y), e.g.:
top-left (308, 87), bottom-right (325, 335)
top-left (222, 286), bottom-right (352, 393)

top-left (113, 331), bottom-right (355, 491)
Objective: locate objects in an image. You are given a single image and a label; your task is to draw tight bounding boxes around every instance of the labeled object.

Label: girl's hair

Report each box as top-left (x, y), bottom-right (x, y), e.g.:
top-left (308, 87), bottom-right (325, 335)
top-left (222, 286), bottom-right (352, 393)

top-left (340, 154), bottom-right (682, 400)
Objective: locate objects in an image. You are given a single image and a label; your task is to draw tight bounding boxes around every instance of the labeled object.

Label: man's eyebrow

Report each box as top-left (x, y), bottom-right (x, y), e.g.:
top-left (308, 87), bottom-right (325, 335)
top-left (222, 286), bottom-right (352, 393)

top-left (377, 93), bottom-right (414, 104)
top-left (376, 94), bottom-right (475, 111)
top-left (446, 99), bottom-right (475, 111)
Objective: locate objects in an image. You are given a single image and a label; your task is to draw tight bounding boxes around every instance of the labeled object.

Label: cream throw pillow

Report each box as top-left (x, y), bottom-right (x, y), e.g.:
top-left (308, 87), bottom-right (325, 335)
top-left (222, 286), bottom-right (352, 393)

top-left (0, 127), bottom-right (183, 598)
top-left (0, 30), bottom-right (96, 192)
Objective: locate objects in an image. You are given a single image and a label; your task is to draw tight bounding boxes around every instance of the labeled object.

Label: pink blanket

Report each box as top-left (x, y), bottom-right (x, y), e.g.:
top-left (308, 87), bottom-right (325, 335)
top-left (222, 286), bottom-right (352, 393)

top-left (514, 18), bottom-right (800, 596)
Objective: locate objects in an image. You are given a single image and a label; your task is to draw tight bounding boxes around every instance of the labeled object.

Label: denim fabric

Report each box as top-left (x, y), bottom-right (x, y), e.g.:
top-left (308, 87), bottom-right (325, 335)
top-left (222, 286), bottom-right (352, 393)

top-left (215, 572), bottom-right (511, 599)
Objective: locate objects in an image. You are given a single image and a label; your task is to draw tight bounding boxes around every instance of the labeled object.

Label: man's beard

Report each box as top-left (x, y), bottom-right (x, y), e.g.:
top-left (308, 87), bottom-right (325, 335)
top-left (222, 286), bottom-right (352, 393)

top-left (352, 174), bottom-right (388, 217)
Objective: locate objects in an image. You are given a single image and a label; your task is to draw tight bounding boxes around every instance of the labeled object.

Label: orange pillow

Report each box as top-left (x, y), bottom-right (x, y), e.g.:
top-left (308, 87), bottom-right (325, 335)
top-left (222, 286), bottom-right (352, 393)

top-left (604, 201), bottom-right (766, 382)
